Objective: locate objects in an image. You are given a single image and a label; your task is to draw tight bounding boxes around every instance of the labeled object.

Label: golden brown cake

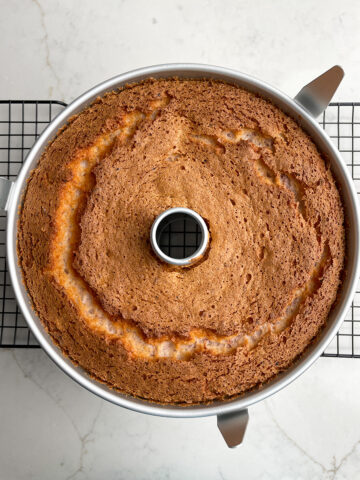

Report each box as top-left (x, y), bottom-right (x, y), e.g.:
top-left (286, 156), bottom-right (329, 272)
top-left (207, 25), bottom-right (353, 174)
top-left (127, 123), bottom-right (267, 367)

top-left (17, 79), bottom-right (345, 404)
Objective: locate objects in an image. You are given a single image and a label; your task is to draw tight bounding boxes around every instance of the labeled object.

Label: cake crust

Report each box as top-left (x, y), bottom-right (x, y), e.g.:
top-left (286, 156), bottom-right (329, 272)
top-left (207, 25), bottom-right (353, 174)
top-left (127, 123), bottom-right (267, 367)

top-left (17, 79), bottom-right (345, 404)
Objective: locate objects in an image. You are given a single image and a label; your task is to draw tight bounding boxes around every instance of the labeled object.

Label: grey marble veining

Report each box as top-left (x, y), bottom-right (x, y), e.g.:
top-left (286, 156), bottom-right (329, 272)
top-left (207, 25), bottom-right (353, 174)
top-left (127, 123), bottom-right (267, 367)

top-left (1, 0), bottom-right (360, 478)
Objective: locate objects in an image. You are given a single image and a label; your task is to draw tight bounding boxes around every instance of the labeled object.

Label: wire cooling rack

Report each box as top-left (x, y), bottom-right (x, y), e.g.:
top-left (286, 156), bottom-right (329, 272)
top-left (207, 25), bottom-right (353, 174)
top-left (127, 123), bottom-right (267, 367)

top-left (0, 101), bottom-right (66, 348)
top-left (158, 214), bottom-right (202, 259)
top-left (0, 100), bottom-right (359, 357)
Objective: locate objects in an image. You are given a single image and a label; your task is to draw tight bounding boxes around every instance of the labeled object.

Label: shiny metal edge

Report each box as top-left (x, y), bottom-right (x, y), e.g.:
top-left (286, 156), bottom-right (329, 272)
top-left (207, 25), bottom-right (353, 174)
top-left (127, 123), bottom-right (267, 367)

top-left (6, 63), bottom-right (360, 418)
top-left (0, 177), bottom-right (15, 211)
top-left (217, 409), bottom-right (249, 448)
top-left (294, 65), bottom-right (345, 118)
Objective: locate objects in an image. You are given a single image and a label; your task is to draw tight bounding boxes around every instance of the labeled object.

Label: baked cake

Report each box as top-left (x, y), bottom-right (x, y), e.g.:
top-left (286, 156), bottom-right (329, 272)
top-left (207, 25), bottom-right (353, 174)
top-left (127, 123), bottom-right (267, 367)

top-left (17, 79), bottom-right (345, 404)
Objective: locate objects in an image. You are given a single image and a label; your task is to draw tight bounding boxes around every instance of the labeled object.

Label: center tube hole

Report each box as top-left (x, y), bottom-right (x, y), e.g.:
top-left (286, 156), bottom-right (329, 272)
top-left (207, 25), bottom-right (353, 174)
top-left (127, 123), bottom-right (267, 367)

top-left (156, 212), bottom-right (203, 260)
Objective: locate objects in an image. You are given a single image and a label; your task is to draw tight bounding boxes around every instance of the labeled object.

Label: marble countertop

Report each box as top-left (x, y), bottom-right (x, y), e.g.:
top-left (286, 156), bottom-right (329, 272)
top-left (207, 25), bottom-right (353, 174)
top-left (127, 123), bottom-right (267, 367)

top-left (1, 0), bottom-right (360, 478)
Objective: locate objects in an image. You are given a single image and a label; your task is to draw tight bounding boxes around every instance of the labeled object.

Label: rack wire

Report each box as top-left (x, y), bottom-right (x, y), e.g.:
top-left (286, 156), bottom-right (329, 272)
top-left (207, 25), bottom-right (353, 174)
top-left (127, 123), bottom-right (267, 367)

top-left (0, 101), bottom-right (66, 347)
top-left (158, 214), bottom-right (202, 259)
top-left (0, 100), bottom-right (359, 356)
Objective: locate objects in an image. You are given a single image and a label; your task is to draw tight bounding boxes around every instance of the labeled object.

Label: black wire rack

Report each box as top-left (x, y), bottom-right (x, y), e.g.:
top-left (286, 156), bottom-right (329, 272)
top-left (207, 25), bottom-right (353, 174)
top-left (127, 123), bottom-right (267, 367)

top-left (0, 100), bottom-right (359, 357)
top-left (158, 214), bottom-right (202, 259)
top-left (0, 101), bottom-right (66, 348)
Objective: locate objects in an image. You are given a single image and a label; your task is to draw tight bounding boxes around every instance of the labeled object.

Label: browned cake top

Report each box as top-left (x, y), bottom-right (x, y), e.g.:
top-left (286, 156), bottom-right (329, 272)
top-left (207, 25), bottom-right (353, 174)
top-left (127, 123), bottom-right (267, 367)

top-left (17, 79), bottom-right (345, 404)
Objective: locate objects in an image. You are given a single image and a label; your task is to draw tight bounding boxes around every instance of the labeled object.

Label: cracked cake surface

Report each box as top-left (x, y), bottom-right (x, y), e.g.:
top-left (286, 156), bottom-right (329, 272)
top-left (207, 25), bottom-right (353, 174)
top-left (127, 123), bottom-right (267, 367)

top-left (17, 78), bottom-right (345, 404)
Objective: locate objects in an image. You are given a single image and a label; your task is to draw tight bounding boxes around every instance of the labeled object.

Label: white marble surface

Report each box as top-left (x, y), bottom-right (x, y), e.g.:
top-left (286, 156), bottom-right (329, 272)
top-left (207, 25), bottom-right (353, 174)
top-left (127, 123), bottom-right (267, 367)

top-left (1, 0), bottom-right (360, 478)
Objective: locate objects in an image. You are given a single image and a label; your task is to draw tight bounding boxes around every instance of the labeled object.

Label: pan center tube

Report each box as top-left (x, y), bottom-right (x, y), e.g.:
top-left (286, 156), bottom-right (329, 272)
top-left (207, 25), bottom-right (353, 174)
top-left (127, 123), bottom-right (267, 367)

top-left (150, 207), bottom-right (209, 266)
